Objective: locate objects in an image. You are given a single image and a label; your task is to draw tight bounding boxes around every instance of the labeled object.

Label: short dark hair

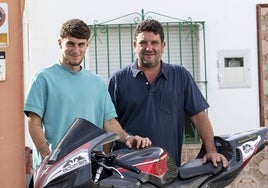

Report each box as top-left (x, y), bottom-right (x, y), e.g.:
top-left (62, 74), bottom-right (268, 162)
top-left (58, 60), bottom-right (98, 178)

top-left (60, 19), bottom-right (91, 40)
top-left (134, 19), bottom-right (164, 42)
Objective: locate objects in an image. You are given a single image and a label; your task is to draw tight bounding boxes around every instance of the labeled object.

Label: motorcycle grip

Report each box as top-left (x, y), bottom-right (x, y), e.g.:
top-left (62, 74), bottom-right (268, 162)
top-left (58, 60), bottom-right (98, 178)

top-left (113, 158), bottom-right (141, 174)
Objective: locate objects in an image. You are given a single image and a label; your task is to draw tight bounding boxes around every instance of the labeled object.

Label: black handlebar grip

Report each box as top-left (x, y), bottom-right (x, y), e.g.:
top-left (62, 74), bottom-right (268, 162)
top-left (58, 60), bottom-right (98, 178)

top-left (113, 158), bottom-right (141, 174)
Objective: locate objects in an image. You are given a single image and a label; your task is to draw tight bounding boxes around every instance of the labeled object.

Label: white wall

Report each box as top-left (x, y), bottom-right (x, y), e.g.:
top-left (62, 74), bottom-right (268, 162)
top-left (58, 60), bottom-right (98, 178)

top-left (23, 0), bottom-right (268, 146)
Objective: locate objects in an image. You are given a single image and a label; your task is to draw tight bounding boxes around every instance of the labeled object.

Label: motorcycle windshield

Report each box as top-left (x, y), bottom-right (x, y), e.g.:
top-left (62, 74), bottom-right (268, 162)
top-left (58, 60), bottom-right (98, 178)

top-left (49, 118), bottom-right (107, 162)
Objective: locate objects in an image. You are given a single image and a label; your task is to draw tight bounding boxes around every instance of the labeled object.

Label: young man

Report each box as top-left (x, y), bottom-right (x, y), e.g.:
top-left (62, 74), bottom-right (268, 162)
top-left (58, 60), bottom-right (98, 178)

top-left (24, 19), bottom-right (151, 174)
top-left (108, 19), bottom-right (228, 168)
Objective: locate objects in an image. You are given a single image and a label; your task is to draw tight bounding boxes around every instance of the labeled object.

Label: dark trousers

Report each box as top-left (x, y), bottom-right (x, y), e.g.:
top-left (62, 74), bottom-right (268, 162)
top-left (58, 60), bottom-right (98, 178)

top-left (28, 176), bottom-right (33, 188)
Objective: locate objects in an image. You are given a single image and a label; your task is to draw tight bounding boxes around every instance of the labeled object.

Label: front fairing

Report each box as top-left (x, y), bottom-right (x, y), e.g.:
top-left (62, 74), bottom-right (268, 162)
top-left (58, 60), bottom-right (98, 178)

top-left (50, 118), bottom-right (115, 162)
top-left (34, 118), bottom-right (119, 188)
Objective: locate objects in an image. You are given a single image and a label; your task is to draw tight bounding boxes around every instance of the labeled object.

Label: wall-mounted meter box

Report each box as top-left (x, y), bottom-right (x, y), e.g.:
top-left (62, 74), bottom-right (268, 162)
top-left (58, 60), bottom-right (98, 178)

top-left (217, 49), bottom-right (251, 88)
top-left (0, 51), bottom-right (5, 81)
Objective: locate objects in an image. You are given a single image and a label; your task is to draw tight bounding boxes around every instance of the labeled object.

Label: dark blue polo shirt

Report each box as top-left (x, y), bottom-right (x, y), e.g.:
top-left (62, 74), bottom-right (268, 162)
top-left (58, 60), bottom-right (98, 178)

top-left (108, 60), bottom-right (209, 166)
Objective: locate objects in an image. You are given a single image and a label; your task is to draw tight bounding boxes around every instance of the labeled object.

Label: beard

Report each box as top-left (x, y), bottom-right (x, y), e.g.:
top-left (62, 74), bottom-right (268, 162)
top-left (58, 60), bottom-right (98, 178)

top-left (63, 55), bottom-right (83, 67)
top-left (139, 57), bottom-right (160, 69)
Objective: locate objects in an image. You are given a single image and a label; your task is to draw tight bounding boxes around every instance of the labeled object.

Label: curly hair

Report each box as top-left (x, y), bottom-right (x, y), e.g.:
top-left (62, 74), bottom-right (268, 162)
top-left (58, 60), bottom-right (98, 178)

top-left (60, 19), bottom-right (91, 40)
top-left (134, 19), bottom-right (164, 42)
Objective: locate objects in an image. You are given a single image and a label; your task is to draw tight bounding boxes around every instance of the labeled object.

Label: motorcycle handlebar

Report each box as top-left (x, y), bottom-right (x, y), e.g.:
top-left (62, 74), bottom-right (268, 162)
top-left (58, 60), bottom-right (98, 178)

top-left (112, 157), bottom-right (141, 174)
top-left (92, 152), bottom-right (141, 174)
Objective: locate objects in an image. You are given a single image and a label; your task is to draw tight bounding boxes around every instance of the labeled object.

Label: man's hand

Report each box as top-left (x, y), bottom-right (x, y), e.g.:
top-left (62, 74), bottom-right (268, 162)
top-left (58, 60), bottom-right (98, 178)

top-left (103, 119), bottom-right (152, 149)
top-left (202, 151), bottom-right (228, 168)
top-left (125, 135), bottom-right (152, 149)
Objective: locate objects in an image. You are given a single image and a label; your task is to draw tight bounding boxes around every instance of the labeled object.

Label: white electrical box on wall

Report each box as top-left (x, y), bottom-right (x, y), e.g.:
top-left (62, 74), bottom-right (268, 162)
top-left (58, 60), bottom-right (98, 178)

top-left (217, 49), bottom-right (251, 88)
top-left (0, 51), bottom-right (6, 81)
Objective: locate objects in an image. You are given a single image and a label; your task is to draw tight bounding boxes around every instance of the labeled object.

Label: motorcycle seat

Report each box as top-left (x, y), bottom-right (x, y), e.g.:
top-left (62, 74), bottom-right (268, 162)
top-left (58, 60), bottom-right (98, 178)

top-left (178, 158), bottom-right (223, 179)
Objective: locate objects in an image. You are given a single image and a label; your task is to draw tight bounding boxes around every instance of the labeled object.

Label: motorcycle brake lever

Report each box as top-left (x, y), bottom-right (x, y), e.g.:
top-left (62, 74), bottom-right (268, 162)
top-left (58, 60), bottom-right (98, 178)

top-left (99, 162), bottom-right (124, 179)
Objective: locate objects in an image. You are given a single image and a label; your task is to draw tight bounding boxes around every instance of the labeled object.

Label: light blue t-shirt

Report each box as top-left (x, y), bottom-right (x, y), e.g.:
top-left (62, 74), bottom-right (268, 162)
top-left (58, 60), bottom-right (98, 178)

top-left (24, 62), bottom-right (117, 169)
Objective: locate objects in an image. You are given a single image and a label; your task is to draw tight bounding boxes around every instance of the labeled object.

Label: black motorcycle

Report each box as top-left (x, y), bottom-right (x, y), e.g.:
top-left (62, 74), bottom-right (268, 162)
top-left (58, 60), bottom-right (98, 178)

top-left (34, 118), bottom-right (268, 188)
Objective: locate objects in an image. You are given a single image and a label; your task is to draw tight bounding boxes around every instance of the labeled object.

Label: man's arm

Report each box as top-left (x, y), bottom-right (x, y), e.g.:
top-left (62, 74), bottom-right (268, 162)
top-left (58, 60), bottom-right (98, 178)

top-left (27, 112), bottom-right (51, 158)
top-left (191, 110), bottom-right (228, 168)
top-left (103, 118), bottom-right (151, 151)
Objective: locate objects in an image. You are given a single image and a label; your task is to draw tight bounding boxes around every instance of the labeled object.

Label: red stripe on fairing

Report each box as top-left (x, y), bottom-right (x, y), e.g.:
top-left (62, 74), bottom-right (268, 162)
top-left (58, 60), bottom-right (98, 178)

top-left (118, 152), bottom-right (169, 176)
